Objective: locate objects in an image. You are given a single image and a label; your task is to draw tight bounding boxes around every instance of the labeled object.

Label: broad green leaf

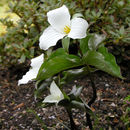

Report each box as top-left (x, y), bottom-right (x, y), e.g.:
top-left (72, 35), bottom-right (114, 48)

top-left (80, 35), bottom-right (91, 55)
top-left (62, 37), bottom-right (70, 53)
top-left (83, 48), bottom-right (123, 79)
top-left (37, 50), bottom-right (83, 81)
top-left (71, 100), bottom-right (86, 111)
top-left (59, 98), bottom-right (96, 119)
top-left (61, 67), bottom-right (97, 84)
top-left (59, 98), bottom-right (96, 120)
top-left (98, 46), bottom-right (123, 78)
top-left (34, 78), bottom-right (52, 98)
top-left (88, 34), bottom-right (105, 50)
top-left (48, 48), bottom-right (67, 60)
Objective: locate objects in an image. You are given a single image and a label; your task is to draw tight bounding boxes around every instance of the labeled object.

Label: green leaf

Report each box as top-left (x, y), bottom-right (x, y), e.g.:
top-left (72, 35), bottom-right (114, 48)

top-left (98, 47), bottom-right (123, 78)
top-left (61, 67), bottom-right (97, 84)
top-left (80, 35), bottom-right (91, 55)
top-left (37, 49), bottom-right (83, 81)
top-left (72, 13), bottom-right (84, 19)
top-left (47, 48), bottom-right (67, 60)
top-left (71, 99), bottom-right (96, 118)
top-left (83, 47), bottom-right (123, 79)
top-left (88, 34), bottom-right (105, 50)
top-left (34, 78), bottom-right (52, 98)
top-left (119, 26), bottom-right (125, 35)
top-left (71, 100), bottom-right (86, 111)
top-left (62, 37), bottom-right (70, 53)
top-left (19, 53), bottom-right (26, 63)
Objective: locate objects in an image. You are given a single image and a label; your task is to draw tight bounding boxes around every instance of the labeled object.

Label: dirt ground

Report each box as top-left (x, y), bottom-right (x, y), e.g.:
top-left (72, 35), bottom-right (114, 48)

top-left (0, 62), bottom-right (129, 130)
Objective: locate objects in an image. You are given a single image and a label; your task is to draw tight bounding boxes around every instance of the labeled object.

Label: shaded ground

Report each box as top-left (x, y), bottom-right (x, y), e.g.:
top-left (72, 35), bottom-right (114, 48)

top-left (0, 64), bottom-right (130, 130)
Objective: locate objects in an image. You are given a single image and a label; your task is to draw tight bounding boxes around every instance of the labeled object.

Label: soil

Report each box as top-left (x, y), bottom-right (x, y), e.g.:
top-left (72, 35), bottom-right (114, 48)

top-left (0, 63), bottom-right (130, 130)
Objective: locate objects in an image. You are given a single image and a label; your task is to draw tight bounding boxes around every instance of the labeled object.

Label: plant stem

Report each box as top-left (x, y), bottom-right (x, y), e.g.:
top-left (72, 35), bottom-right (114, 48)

top-left (66, 108), bottom-right (78, 130)
top-left (86, 65), bottom-right (97, 129)
top-left (88, 72), bottom-right (97, 106)
top-left (86, 113), bottom-right (92, 129)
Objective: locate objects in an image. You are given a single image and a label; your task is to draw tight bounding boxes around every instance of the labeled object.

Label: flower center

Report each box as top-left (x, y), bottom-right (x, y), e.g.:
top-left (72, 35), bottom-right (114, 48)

top-left (64, 26), bottom-right (71, 34)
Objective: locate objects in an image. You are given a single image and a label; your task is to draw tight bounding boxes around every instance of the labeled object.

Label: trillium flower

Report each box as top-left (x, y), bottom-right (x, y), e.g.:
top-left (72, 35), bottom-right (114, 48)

top-left (39, 5), bottom-right (88, 50)
top-left (43, 81), bottom-right (64, 104)
top-left (18, 54), bottom-right (44, 85)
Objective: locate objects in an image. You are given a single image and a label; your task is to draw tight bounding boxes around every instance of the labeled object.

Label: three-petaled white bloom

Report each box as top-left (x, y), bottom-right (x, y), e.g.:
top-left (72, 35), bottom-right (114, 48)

top-left (18, 54), bottom-right (44, 85)
top-left (39, 5), bottom-right (88, 50)
top-left (43, 81), bottom-right (64, 103)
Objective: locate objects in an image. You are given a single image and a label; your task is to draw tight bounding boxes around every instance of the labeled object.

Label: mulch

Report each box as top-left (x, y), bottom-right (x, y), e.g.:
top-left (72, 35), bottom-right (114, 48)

top-left (0, 64), bottom-right (129, 129)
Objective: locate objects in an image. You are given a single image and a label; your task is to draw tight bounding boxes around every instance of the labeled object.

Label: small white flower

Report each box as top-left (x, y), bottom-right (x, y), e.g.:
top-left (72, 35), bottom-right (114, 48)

top-left (43, 81), bottom-right (64, 104)
top-left (18, 54), bottom-right (44, 85)
top-left (39, 5), bottom-right (88, 50)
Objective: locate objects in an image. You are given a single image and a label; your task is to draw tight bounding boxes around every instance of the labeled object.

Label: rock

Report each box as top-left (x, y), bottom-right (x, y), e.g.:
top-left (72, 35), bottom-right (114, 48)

top-left (105, 83), bottom-right (109, 87)
top-left (32, 119), bottom-right (38, 125)
top-left (110, 103), bottom-right (116, 107)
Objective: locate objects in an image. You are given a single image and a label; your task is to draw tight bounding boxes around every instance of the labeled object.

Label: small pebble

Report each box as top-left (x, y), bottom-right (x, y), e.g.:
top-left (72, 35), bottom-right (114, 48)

top-left (32, 119), bottom-right (38, 125)
top-left (110, 103), bottom-right (116, 107)
top-left (22, 110), bottom-right (26, 114)
top-left (48, 115), bottom-right (55, 119)
top-left (105, 83), bottom-right (109, 87)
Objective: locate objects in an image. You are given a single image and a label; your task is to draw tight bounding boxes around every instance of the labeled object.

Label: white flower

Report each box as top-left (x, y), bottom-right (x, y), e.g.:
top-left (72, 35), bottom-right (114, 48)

top-left (39, 5), bottom-right (88, 50)
top-left (18, 54), bottom-right (44, 85)
top-left (43, 81), bottom-right (64, 104)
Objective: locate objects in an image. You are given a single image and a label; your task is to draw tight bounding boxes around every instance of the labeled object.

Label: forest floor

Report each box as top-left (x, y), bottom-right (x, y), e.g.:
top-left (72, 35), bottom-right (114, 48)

top-left (0, 62), bottom-right (129, 130)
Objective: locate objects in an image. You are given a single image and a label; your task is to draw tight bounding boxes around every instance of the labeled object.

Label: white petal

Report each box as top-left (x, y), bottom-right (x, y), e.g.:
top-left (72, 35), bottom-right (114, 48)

top-left (47, 5), bottom-right (71, 33)
top-left (43, 95), bottom-right (59, 103)
top-left (68, 18), bottom-right (88, 39)
top-left (43, 94), bottom-right (64, 103)
top-left (18, 54), bottom-right (44, 85)
top-left (30, 54), bottom-right (44, 67)
top-left (39, 26), bottom-right (65, 50)
top-left (43, 81), bottom-right (64, 103)
top-left (50, 81), bottom-right (62, 96)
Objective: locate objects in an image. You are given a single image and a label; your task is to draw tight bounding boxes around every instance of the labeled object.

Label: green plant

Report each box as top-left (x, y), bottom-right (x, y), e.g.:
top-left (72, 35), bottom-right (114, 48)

top-left (121, 95), bottom-right (130, 129)
top-left (0, 0), bottom-right (129, 67)
top-left (18, 5), bottom-right (123, 129)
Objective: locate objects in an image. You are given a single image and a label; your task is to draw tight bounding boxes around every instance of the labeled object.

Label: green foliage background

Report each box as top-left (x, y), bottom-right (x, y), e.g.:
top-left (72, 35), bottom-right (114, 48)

top-left (0, 0), bottom-right (130, 66)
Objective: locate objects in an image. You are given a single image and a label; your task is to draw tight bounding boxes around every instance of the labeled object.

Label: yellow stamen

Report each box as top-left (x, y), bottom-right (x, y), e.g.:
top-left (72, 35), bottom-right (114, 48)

top-left (64, 26), bottom-right (71, 34)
